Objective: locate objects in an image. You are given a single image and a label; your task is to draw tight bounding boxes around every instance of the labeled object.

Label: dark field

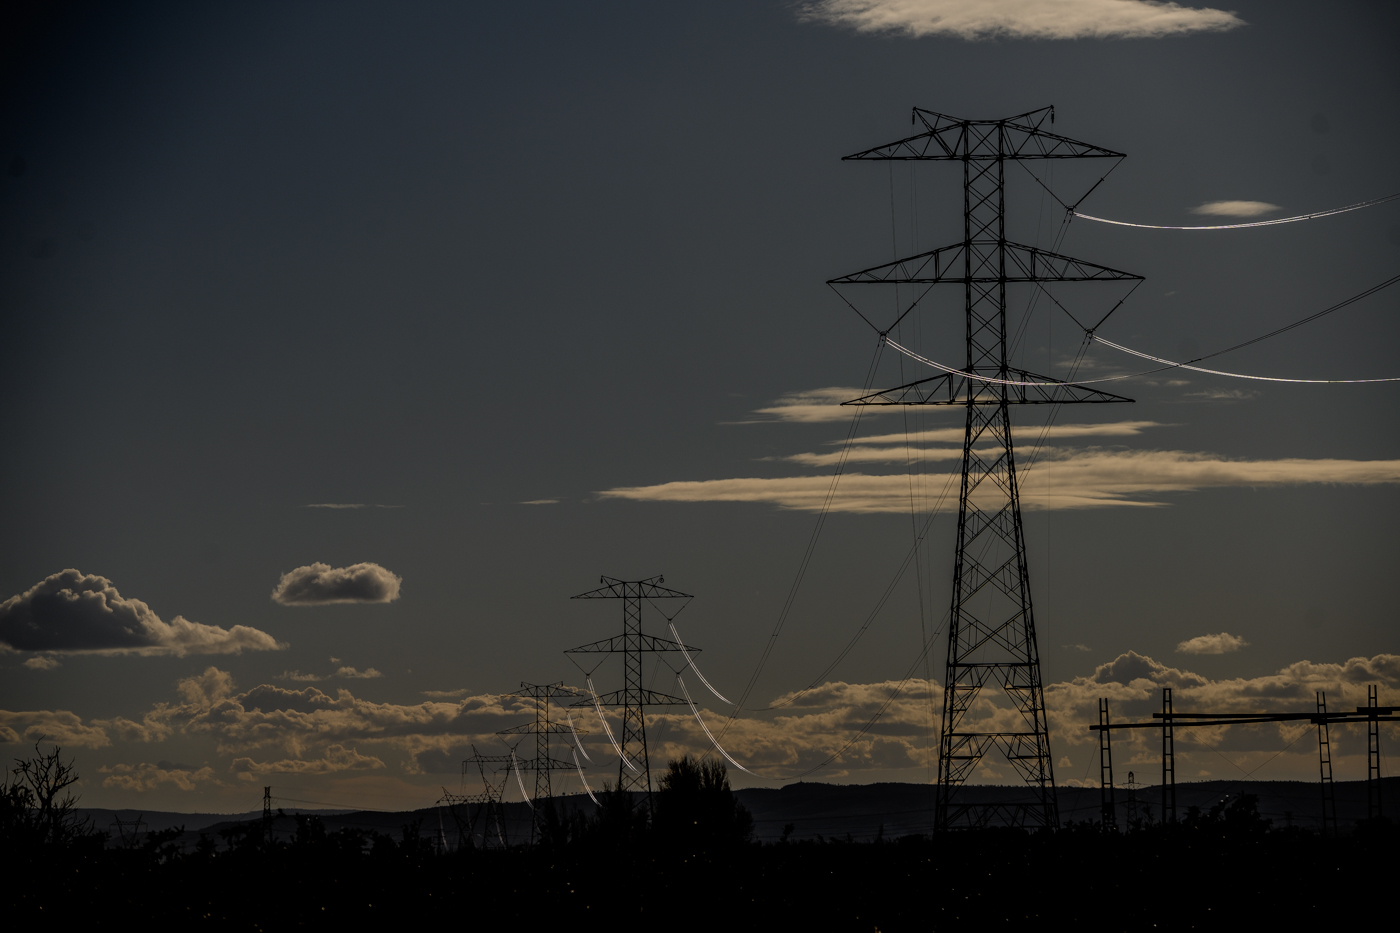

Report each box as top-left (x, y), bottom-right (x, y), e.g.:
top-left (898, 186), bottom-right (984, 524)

top-left (6, 774), bottom-right (1395, 930)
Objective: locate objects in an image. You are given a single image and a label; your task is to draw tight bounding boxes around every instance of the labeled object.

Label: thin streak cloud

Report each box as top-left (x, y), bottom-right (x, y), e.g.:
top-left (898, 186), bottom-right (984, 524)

top-left (800, 0), bottom-right (1245, 40)
top-left (598, 450), bottom-right (1400, 513)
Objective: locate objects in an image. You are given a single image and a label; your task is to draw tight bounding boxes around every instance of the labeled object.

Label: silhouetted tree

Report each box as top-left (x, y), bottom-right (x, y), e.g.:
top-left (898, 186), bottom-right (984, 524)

top-left (0, 740), bottom-right (95, 847)
top-left (653, 756), bottom-right (752, 850)
top-left (581, 782), bottom-right (648, 851)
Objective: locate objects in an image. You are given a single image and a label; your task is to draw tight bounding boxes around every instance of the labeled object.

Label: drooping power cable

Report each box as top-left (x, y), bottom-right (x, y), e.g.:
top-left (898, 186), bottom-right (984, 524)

top-left (1074, 191), bottom-right (1400, 230)
top-left (586, 677), bottom-right (639, 773)
top-left (669, 621), bottom-right (732, 704)
top-left (571, 748), bottom-right (599, 805)
top-left (677, 675), bottom-right (755, 776)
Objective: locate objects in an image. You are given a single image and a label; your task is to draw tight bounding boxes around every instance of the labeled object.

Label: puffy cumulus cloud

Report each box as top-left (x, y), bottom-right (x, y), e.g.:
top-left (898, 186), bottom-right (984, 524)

top-left (0, 709), bottom-right (113, 748)
top-left (271, 563), bottom-right (402, 606)
top-left (599, 448), bottom-right (1400, 513)
top-left (1191, 200), bottom-right (1280, 217)
top-left (23, 656), bottom-right (60, 670)
top-left (277, 670), bottom-right (324, 682)
top-left (146, 676), bottom-right (537, 758)
top-left (799, 0), bottom-right (1243, 40)
top-left (0, 570), bottom-right (285, 656)
top-left (100, 761), bottom-right (220, 792)
top-left (17, 654), bottom-right (1395, 787)
top-left (1177, 632), bottom-right (1250, 654)
top-left (230, 744), bottom-right (385, 775)
top-left (1045, 651), bottom-right (1400, 779)
top-left (177, 666), bottom-right (239, 708)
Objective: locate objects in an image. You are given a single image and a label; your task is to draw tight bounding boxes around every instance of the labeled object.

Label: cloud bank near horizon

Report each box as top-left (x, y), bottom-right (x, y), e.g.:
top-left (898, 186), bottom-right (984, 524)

top-left (4, 652), bottom-right (1394, 791)
top-left (800, 0), bottom-right (1244, 41)
top-left (0, 570), bottom-right (284, 657)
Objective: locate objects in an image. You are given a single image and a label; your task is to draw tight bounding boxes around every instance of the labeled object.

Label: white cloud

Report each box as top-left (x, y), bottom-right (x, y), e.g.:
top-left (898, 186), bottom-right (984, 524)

top-left (782, 445), bottom-right (969, 467)
top-left (800, 0), bottom-right (1244, 40)
top-left (1045, 651), bottom-right (1400, 777)
top-left (599, 448), bottom-right (1400, 513)
top-left (1177, 632), bottom-right (1249, 654)
top-left (1184, 388), bottom-right (1258, 400)
top-left (520, 499), bottom-right (560, 505)
top-left (853, 421), bottom-right (1162, 447)
top-left (736, 387), bottom-right (885, 423)
top-left (100, 761), bottom-right (220, 792)
top-left (786, 421), bottom-right (1163, 466)
top-left (279, 666), bottom-right (382, 681)
top-left (1191, 200), bottom-right (1280, 217)
top-left (23, 656), bottom-right (60, 670)
top-left (271, 562), bottom-right (402, 606)
top-left (11, 652), bottom-right (1394, 786)
top-left (0, 570), bottom-right (285, 656)
top-left (336, 666), bottom-right (383, 679)
top-left (230, 744), bottom-right (386, 775)
top-left (0, 709), bottom-right (113, 748)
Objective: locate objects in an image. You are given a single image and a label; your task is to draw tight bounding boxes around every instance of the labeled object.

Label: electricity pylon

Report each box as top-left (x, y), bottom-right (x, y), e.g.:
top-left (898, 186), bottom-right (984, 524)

top-left (497, 681), bottom-right (584, 841)
top-left (565, 575), bottom-right (696, 814)
top-left (836, 107), bottom-right (1141, 830)
top-left (459, 745), bottom-right (513, 848)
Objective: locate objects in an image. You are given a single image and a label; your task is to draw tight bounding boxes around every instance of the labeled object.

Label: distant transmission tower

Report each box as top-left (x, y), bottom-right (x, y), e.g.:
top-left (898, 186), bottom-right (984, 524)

top-left (837, 107), bottom-right (1141, 830)
top-left (497, 681), bottom-right (585, 841)
top-left (565, 575), bottom-right (695, 813)
top-left (460, 745), bottom-right (513, 848)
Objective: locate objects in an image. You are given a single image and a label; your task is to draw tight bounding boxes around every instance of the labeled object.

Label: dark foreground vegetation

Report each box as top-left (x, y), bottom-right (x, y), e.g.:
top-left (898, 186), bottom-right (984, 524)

top-left (4, 745), bottom-right (1392, 930)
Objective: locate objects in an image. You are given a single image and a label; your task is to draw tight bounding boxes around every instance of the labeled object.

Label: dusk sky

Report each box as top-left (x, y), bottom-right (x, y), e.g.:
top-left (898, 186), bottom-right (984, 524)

top-left (2, 1), bottom-right (1396, 814)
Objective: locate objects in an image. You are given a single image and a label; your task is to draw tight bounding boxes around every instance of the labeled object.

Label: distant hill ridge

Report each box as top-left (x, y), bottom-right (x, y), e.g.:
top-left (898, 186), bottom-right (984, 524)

top-left (80, 777), bottom-right (1394, 845)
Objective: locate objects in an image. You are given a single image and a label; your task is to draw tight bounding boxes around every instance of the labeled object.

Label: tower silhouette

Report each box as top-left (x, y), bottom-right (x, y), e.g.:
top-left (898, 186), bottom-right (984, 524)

top-left (836, 108), bottom-right (1140, 829)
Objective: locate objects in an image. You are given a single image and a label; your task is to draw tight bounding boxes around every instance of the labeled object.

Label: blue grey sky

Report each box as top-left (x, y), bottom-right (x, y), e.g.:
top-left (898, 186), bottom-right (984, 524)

top-left (2, 1), bottom-right (1396, 811)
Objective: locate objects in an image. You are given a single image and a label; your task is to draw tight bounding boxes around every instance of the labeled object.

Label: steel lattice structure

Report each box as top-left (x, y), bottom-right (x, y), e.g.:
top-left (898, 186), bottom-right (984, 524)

top-left (836, 107), bottom-right (1140, 830)
top-left (453, 745), bottom-right (513, 849)
top-left (497, 681), bottom-right (583, 842)
top-left (565, 575), bottom-right (696, 812)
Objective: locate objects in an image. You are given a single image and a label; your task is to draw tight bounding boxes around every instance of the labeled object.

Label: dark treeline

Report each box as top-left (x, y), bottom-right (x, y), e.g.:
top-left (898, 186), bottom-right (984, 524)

top-left (4, 747), bottom-right (1393, 929)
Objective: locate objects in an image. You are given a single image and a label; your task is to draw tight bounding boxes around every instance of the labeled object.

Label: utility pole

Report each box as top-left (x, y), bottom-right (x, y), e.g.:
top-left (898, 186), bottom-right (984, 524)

top-left (1162, 688), bottom-right (1175, 824)
top-left (1317, 691), bottom-right (1337, 837)
top-left (836, 108), bottom-right (1141, 830)
top-left (565, 575), bottom-right (696, 815)
top-left (1367, 684), bottom-right (1383, 821)
top-left (262, 785), bottom-right (273, 844)
top-left (1098, 698), bottom-right (1116, 829)
top-left (497, 681), bottom-right (585, 842)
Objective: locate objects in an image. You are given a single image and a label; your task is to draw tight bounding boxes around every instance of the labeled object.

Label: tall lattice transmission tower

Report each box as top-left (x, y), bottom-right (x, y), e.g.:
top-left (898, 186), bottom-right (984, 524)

top-left (834, 107), bottom-right (1141, 830)
top-left (565, 575), bottom-right (696, 813)
top-left (497, 681), bottom-right (584, 841)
